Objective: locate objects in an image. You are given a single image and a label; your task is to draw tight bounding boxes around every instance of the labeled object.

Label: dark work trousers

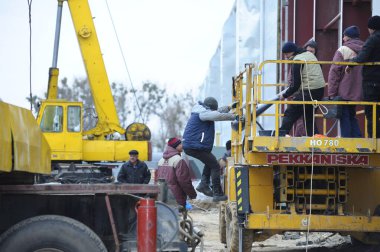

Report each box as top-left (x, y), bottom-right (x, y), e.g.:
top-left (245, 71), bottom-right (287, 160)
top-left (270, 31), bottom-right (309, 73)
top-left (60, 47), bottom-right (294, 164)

top-left (363, 81), bottom-right (380, 138)
top-left (184, 148), bottom-right (221, 189)
top-left (280, 87), bottom-right (324, 136)
top-left (340, 105), bottom-right (362, 138)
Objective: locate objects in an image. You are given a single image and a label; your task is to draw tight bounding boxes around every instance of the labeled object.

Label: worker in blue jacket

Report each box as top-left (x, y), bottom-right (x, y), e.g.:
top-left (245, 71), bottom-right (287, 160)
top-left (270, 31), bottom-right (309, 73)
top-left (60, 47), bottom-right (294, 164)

top-left (182, 97), bottom-right (236, 202)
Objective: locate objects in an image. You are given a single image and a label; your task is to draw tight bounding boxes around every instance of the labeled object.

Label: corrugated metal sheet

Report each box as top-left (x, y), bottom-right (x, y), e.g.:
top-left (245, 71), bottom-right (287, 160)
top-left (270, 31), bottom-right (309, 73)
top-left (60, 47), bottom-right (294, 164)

top-left (0, 102), bottom-right (12, 172)
top-left (0, 101), bottom-right (51, 174)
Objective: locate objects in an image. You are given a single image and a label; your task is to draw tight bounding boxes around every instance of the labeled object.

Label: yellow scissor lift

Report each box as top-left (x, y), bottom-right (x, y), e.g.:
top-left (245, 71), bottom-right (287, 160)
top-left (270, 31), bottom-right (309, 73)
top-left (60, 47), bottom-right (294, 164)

top-left (220, 60), bottom-right (380, 251)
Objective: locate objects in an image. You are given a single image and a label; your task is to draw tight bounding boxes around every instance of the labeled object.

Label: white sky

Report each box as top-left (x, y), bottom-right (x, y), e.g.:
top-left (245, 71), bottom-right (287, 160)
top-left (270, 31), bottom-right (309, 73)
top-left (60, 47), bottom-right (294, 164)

top-left (0, 0), bottom-right (234, 109)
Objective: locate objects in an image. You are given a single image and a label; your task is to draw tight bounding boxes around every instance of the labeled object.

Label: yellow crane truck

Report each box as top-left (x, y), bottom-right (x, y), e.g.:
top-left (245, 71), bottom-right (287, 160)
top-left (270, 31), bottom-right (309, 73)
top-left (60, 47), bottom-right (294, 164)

top-left (38, 0), bottom-right (151, 170)
top-left (219, 61), bottom-right (380, 251)
top-left (0, 101), bottom-right (162, 251)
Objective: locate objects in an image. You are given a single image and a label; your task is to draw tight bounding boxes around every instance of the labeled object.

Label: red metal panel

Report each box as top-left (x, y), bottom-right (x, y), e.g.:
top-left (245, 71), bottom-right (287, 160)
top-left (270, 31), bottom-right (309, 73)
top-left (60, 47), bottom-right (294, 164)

top-left (283, 0), bottom-right (372, 137)
top-left (287, 0), bottom-right (295, 41)
top-left (343, 1), bottom-right (372, 41)
top-left (285, 0), bottom-right (371, 60)
top-left (294, 0), bottom-right (314, 45)
top-left (315, 0), bottom-right (339, 76)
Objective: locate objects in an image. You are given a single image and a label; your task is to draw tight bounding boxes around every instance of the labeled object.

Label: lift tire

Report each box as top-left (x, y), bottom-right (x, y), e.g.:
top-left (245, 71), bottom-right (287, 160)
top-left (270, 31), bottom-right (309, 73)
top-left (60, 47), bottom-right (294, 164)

top-left (219, 203), bottom-right (227, 244)
top-left (0, 215), bottom-right (107, 252)
top-left (225, 202), bottom-right (254, 252)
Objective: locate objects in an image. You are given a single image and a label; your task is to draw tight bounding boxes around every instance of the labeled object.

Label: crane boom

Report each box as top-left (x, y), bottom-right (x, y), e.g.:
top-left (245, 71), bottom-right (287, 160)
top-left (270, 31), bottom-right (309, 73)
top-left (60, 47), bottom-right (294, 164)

top-left (47, 0), bottom-right (125, 138)
top-left (68, 0), bottom-right (125, 137)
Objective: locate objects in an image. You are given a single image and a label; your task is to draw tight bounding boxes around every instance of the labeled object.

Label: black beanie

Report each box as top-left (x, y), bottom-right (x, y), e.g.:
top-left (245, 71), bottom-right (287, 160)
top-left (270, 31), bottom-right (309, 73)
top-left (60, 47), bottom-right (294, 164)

top-left (343, 26), bottom-right (360, 38)
top-left (368, 15), bottom-right (380, 30)
top-left (225, 140), bottom-right (231, 150)
top-left (304, 40), bottom-right (317, 49)
top-left (282, 42), bottom-right (298, 53)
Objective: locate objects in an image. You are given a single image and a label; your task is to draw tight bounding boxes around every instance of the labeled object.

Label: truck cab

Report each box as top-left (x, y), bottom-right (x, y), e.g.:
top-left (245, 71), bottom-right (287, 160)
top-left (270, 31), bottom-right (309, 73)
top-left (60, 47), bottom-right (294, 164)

top-left (37, 100), bottom-right (83, 161)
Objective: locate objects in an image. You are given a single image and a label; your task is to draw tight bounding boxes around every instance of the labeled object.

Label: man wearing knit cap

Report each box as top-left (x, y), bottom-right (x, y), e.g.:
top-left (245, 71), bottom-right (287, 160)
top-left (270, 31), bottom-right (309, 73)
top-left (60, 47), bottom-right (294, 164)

top-left (117, 150), bottom-right (151, 184)
top-left (157, 138), bottom-right (197, 207)
top-left (303, 39), bottom-right (318, 55)
top-left (347, 16), bottom-right (380, 137)
top-left (328, 25), bottom-right (364, 137)
top-left (182, 97), bottom-right (236, 202)
top-left (168, 138), bottom-right (182, 149)
top-left (279, 42), bottom-right (325, 136)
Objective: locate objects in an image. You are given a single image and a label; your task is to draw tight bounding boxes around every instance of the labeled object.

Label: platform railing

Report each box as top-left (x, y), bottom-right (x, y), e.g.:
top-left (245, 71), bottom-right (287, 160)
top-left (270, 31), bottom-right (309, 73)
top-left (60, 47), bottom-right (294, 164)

top-left (232, 60), bottom-right (380, 155)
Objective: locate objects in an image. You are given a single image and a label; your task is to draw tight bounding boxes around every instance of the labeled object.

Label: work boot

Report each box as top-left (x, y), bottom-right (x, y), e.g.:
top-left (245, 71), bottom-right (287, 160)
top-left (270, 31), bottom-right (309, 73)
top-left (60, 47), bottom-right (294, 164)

top-left (196, 182), bottom-right (213, 197)
top-left (212, 185), bottom-right (227, 202)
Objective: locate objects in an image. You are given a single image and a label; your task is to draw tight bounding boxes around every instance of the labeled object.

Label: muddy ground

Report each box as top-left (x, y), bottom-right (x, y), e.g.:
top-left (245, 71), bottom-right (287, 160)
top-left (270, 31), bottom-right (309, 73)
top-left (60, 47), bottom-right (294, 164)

top-left (187, 199), bottom-right (380, 252)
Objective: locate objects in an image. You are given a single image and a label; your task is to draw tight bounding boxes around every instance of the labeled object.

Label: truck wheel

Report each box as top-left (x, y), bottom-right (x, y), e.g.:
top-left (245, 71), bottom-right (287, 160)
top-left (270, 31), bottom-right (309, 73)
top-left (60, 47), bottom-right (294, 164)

top-left (225, 202), bottom-right (254, 252)
top-left (219, 203), bottom-right (227, 243)
top-left (0, 215), bottom-right (107, 252)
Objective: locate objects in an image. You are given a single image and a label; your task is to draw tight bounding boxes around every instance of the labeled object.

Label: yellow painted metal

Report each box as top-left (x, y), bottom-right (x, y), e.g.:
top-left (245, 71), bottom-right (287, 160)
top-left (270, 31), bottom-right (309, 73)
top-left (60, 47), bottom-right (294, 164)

top-left (286, 189), bottom-right (345, 196)
top-left (226, 165), bottom-right (237, 202)
top-left (288, 174), bottom-right (344, 180)
top-left (249, 136), bottom-right (377, 154)
top-left (37, 101), bottom-right (83, 161)
top-left (245, 64), bottom-right (253, 149)
top-left (246, 214), bottom-right (380, 232)
top-left (34, 0), bottom-right (151, 163)
top-left (345, 167), bottom-right (380, 216)
top-left (83, 140), bottom-right (149, 161)
top-left (0, 102), bottom-right (50, 174)
top-left (47, 68), bottom-right (59, 100)
top-left (227, 59), bottom-right (380, 235)
top-left (46, 128), bottom-right (83, 161)
top-left (0, 102), bottom-right (13, 172)
top-left (248, 167), bottom-right (274, 213)
top-left (36, 100), bottom-right (150, 162)
top-left (66, 0), bottom-right (125, 138)
top-left (253, 60), bottom-right (380, 145)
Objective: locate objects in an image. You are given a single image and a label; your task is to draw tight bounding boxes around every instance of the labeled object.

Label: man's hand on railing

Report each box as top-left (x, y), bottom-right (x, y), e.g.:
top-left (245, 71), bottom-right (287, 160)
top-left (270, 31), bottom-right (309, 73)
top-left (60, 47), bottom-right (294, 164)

top-left (277, 89), bottom-right (287, 100)
top-left (229, 101), bottom-right (238, 110)
top-left (235, 115), bottom-right (245, 122)
top-left (345, 65), bottom-right (352, 74)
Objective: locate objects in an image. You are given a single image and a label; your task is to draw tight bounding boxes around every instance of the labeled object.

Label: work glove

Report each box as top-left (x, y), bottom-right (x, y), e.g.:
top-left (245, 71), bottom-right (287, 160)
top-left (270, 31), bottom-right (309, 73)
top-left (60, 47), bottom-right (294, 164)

top-left (185, 201), bottom-right (193, 210)
top-left (235, 115), bottom-right (245, 122)
top-left (190, 193), bottom-right (197, 199)
top-left (229, 101), bottom-right (238, 110)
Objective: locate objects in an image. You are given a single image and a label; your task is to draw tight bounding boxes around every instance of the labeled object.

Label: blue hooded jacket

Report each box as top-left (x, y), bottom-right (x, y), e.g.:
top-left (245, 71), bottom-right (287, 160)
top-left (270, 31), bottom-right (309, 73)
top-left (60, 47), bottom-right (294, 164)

top-left (182, 102), bottom-right (235, 152)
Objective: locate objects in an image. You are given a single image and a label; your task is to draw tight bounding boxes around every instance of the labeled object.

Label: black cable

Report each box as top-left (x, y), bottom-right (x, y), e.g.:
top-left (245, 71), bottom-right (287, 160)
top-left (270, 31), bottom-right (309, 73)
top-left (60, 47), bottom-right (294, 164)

top-left (104, 0), bottom-right (144, 123)
top-left (27, 0), bottom-right (33, 111)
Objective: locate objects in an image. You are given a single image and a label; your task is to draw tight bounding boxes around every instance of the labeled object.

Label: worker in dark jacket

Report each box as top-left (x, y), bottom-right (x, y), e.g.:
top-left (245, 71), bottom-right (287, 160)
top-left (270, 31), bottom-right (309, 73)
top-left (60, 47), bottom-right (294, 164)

top-left (218, 140), bottom-right (231, 177)
top-left (182, 97), bottom-right (236, 202)
top-left (117, 150), bottom-right (151, 184)
top-left (328, 25), bottom-right (364, 137)
top-left (347, 16), bottom-right (380, 137)
top-left (157, 137), bottom-right (197, 207)
top-left (279, 42), bottom-right (325, 136)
